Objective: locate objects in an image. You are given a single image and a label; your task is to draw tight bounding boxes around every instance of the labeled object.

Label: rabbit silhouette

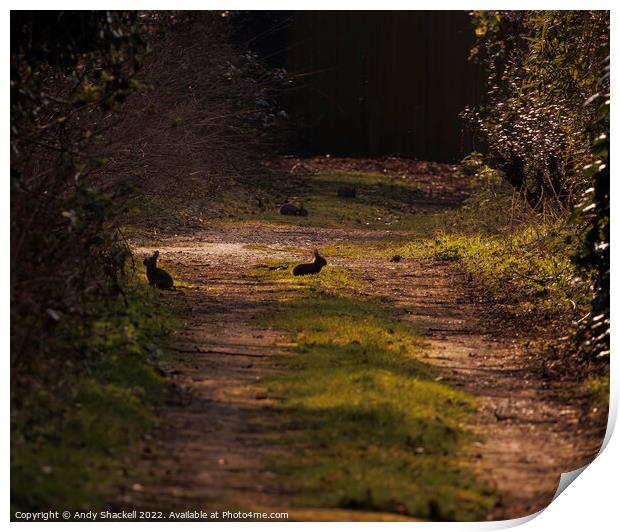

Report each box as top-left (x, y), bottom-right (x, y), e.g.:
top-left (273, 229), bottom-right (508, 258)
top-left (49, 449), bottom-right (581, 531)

top-left (293, 249), bottom-right (327, 276)
top-left (280, 202), bottom-right (308, 216)
top-left (143, 251), bottom-right (174, 289)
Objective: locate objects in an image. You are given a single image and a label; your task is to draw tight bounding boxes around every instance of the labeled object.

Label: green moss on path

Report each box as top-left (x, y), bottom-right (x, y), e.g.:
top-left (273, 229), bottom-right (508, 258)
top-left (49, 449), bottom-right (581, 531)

top-left (251, 263), bottom-right (498, 520)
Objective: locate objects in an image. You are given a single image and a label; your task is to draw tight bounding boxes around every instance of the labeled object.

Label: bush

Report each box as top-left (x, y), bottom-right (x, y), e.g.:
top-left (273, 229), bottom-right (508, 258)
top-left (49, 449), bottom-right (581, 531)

top-left (11, 11), bottom-right (284, 394)
top-left (95, 12), bottom-right (291, 229)
top-left (464, 11), bottom-right (609, 211)
top-left (11, 12), bottom-right (148, 389)
top-left (462, 11), bottom-right (610, 362)
top-left (573, 56), bottom-right (610, 360)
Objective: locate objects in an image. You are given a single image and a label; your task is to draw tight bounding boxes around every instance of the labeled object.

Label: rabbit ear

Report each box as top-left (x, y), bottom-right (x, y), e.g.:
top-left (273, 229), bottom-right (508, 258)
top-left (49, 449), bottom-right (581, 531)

top-left (153, 251), bottom-right (160, 258)
top-left (313, 248), bottom-right (319, 256)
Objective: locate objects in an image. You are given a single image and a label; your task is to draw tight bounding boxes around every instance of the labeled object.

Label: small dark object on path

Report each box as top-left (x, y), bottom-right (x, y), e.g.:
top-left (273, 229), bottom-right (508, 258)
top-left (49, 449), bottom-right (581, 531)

top-left (293, 249), bottom-right (327, 276)
top-left (338, 185), bottom-right (356, 198)
top-left (143, 250), bottom-right (174, 289)
top-left (390, 255), bottom-right (403, 263)
top-left (255, 263), bottom-right (287, 271)
top-left (280, 202), bottom-right (308, 216)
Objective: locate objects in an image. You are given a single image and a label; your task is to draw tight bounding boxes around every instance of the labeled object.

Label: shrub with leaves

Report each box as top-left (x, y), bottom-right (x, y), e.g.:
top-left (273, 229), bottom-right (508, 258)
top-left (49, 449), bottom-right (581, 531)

top-left (93, 12), bottom-right (290, 229)
top-left (463, 11), bottom-right (609, 211)
top-left (461, 11), bottom-right (610, 365)
top-left (11, 12), bottom-right (149, 387)
top-left (574, 56), bottom-right (610, 360)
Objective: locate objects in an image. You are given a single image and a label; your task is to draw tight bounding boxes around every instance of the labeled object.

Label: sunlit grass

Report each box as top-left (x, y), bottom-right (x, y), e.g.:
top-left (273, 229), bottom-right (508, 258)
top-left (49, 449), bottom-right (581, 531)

top-left (252, 261), bottom-right (362, 295)
top-left (10, 270), bottom-right (180, 512)
top-left (252, 266), bottom-right (498, 520)
top-left (583, 375), bottom-right (610, 406)
top-left (217, 171), bottom-right (441, 232)
top-left (395, 223), bottom-right (590, 318)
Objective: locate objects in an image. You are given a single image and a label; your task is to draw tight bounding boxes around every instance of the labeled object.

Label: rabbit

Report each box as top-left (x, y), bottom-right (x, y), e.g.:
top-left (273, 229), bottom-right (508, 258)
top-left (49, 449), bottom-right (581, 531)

top-left (337, 185), bottom-right (356, 198)
top-left (293, 249), bottom-right (327, 276)
top-left (280, 202), bottom-right (308, 216)
top-left (143, 251), bottom-right (174, 289)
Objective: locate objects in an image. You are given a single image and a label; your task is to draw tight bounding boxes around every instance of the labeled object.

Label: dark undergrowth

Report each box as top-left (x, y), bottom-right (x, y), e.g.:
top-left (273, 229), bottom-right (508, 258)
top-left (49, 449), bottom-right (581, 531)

top-left (10, 270), bottom-right (180, 513)
top-left (251, 264), bottom-right (499, 520)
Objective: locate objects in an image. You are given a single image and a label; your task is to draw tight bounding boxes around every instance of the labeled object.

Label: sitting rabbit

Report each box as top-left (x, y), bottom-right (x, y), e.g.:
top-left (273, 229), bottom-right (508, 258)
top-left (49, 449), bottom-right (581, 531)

top-left (280, 202), bottom-right (308, 216)
top-left (293, 249), bottom-right (327, 276)
top-left (337, 185), bottom-right (356, 198)
top-left (143, 251), bottom-right (174, 289)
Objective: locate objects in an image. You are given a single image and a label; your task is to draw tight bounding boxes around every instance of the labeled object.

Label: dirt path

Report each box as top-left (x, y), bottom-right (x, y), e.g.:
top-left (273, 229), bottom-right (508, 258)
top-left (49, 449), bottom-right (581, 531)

top-left (346, 256), bottom-right (605, 518)
top-left (120, 223), bottom-right (604, 521)
top-left (122, 242), bottom-right (288, 513)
